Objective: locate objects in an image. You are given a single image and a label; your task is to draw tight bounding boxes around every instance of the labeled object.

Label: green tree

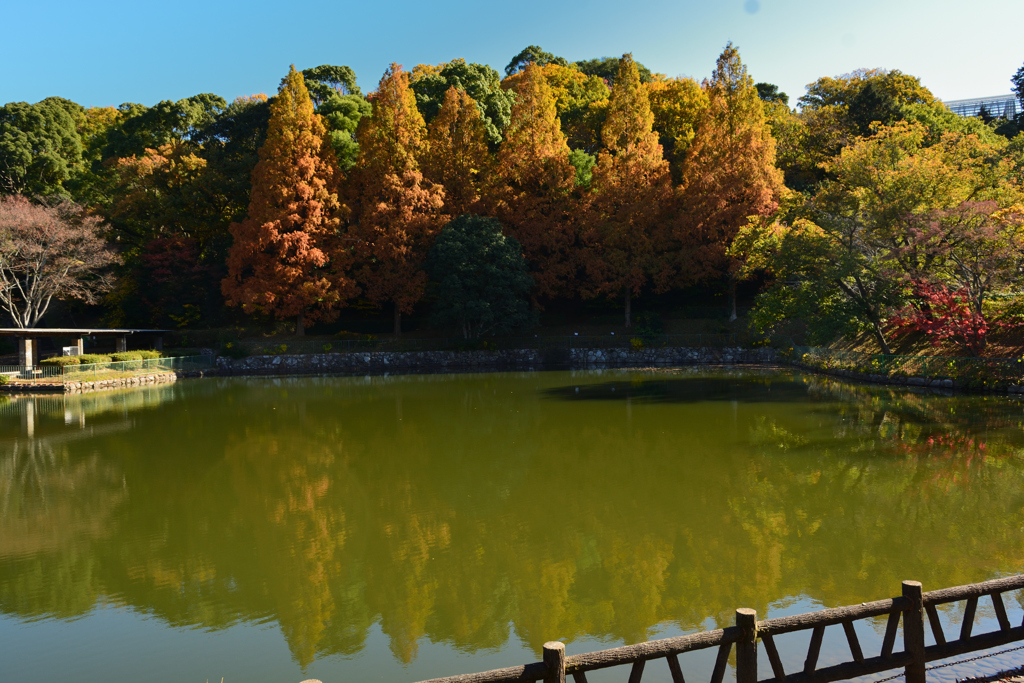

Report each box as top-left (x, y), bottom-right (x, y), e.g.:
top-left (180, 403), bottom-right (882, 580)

top-left (792, 68), bottom-right (935, 188)
top-left (316, 94), bottom-right (371, 170)
top-left (0, 98), bottom-right (85, 196)
top-left (292, 65), bottom-right (362, 104)
top-left (102, 94), bottom-right (226, 160)
top-left (574, 56), bottom-right (654, 86)
top-left (1013, 62), bottom-right (1024, 105)
top-left (425, 214), bottom-right (535, 338)
top-left (734, 121), bottom-right (1021, 353)
top-left (411, 59), bottom-right (515, 144)
top-left (754, 82), bottom-right (788, 106)
top-left (287, 65), bottom-right (370, 169)
top-left (505, 45), bottom-right (569, 76)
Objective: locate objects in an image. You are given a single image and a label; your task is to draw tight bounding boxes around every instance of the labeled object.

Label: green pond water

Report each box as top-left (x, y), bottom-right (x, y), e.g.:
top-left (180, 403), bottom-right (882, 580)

top-left (2, 368), bottom-right (1024, 683)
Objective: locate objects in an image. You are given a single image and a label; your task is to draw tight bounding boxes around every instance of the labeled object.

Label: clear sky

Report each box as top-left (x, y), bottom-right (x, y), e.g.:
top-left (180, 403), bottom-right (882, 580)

top-left (2, 0), bottom-right (1021, 109)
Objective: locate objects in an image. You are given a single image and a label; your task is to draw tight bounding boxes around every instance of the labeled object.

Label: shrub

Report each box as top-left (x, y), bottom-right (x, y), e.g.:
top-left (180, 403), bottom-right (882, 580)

top-left (321, 343), bottom-right (332, 353)
top-left (137, 350), bottom-right (162, 359)
top-left (77, 354), bottom-right (112, 365)
top-left (630, 337), bottom-right (645, 351)
top-left (110, 352), bottom-right (144, 362)
top-left (41, 356), bottom-right (81, 366)
top-left (0, 374), bottom-right (7, 385)
top-left (220, 342), bottom-right (249, 359)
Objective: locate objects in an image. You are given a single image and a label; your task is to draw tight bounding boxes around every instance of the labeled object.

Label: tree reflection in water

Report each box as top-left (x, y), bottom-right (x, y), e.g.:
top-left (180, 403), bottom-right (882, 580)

top-left (1, 371), bottom-right (1023, 671)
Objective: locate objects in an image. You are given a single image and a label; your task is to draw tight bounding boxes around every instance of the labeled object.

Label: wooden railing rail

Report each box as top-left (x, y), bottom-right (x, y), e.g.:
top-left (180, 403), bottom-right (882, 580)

top-left (413, 576), bottom-right (1024, 683)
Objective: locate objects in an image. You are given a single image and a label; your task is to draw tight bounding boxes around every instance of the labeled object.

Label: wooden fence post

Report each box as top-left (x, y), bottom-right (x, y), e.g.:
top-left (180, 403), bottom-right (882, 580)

top-left (736, 608), bottom-right (758, 683)
top-left (902, 581), bottom-right (926, 683)
top-left (544, 641), bottom-right (566, 683)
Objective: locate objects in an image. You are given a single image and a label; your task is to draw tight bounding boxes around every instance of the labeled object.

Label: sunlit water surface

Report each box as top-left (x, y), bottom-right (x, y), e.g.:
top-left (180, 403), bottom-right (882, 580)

top-left (2, 369), bottom-right (1024, 683)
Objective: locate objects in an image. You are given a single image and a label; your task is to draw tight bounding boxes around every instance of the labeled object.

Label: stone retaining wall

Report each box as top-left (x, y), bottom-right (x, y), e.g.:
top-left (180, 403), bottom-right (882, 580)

top-left (569, 346), bottom-right (778, 367)
top-left (63, 369), bottom-right (214, 394)
top-left (216, 346), bottom-right (780, 375)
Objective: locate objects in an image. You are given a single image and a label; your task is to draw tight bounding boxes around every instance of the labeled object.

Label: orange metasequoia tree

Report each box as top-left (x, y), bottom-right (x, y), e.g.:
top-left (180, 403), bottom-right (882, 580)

top-left (676, 43), bottom-right (784, 320)
top-left (349, 63), bottom-right (446, 335)
top-left (422, 86), bottom-right (492, 216)
top-left (222, 65), bottom-right (353, 334)
top-left (582, 54), bottom-right (672, 328)
top-left (491, 63), bottom-right (577, 300)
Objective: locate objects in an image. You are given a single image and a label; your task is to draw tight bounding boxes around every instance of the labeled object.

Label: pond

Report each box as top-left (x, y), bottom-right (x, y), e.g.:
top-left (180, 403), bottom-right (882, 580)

top-left (1, 369), bottom-right (1024, 683)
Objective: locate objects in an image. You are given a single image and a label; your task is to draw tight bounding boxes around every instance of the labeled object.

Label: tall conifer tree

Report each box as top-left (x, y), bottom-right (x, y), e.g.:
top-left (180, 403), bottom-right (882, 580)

top-left (222, 66), bottom-right (352, 334)
top-left (422, 87), bottom-right (492, 216)
top-left (677, 43), bottom-right (784, 320)
top-left (492, 63), bottom-right (577, 300)
top-left (583, 54), bottom-right (672, 328)
top-left (350, 64), bottom-right (446, 335)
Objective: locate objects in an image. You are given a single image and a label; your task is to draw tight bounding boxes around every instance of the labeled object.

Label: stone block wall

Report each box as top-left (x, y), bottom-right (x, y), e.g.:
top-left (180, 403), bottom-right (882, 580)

top-left (215, 346), bottom-right (780, 376)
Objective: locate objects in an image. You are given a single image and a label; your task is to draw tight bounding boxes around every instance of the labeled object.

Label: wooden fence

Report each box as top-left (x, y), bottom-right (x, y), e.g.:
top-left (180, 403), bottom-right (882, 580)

top-left (415, 575), bottom-right (1024, 683)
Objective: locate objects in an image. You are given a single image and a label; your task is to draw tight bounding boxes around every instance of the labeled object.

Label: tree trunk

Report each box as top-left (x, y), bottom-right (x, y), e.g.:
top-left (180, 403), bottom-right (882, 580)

top-left (871, 322), bottom-right (892, 355)
top-left (624, 289), bottom-right (632, 329)
top-left (394, 304), bottom-right (402, 336)
top-left (728, 275), bottom-right (738, 322)
top-left (296, 311), bottom-right (305, 337)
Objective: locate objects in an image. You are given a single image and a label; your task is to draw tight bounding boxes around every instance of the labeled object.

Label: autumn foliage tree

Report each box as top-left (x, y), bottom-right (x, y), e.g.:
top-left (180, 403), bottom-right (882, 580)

top-left (491, 63), bottom-right (577, 300)
top-left (350, 64), bottom-right (446, 335)
top-left (583, 54), bottom-right (672, 328)
top-left (222, 66), bottom-right (352, 334)
top-left (677, 43), bottom-right (784, 320)
top-left (0, 195), bottom-right (115, 328)
top-left (422, 87), bottom-right (492, 216)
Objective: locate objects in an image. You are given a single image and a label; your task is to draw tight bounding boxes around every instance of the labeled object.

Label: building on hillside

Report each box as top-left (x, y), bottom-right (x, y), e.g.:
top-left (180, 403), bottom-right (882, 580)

top-left (942, 95), bottom-right (1018, 119)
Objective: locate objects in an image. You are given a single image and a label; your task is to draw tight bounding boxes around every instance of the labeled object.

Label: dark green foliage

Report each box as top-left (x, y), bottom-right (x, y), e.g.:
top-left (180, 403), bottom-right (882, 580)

top-left (109, 352), bottom-right (145, 362)
top-left (573, 56), bottom-right (653, 85)
top-left (199, 95), bottom-right (273, 225)
top-left (425, 215), bottom-right (537, 338)
top-left (0, 98), bottom-right (84, 196)
top-left (754, 82), bottom-right (789, 106)
top-left (1012, 62), bottom-right (1024, 106)
top-left (77, 354), bottom-right (112, 365)
top-left (219, 342), bottom-right (250, 359)
top-left (505, 45), bottom-right (569, 77)
top-left (412, 60), bottom-right (516, 144)
top-left (316, 94), bottom-right (371, 170)
top-left (292, 65), bottom-right (362, 104)
top-left (568, 148), bottom-right (596, 187)
top-left (103, 94), bottom-right (227, 160)
top-left (41, 356), bottom-right (81, 366)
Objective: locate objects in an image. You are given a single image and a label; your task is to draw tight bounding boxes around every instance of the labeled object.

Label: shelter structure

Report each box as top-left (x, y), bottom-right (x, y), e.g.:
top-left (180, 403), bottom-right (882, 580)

top-left (942, 95), bottom-right (1019, 119)
top-left (0, 328), bottom-right (169, 366)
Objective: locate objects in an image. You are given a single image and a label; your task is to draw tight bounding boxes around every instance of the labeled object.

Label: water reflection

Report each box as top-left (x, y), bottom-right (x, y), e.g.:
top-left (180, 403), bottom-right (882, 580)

top-left (1, 371), bottom-right (1023, 676)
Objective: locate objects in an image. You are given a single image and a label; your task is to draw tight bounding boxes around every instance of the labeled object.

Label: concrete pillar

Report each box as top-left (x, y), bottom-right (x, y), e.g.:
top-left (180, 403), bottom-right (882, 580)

top-left (116, 336), bottom-right (127, 353)
top-left (154, 336), bottom-right (163, 352)
top-left (76, 337), bottom-right (84, 355)
top-left (18, 337), bottom-right (35, 367)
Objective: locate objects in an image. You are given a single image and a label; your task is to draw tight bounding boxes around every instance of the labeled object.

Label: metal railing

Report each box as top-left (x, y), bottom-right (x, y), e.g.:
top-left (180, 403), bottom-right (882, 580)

top-left (60, 355), bottom-right (214, 383)
top-left (415, 575), bottom-right (1024, 683)
top-left (792, 346), bottom-right (1024, 387)
top-left (228, 334), bottom-right (742, 357)
top-left (0, 365), bottom-right (64, 383)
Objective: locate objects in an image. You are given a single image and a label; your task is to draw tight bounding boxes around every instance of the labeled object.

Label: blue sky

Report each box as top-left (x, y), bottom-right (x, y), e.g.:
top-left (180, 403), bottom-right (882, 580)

top-left (2, 0), bottom-right (1021, 109)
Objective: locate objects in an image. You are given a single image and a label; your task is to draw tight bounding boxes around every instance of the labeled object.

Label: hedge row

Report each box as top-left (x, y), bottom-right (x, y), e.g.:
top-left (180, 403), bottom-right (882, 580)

top-left (40, 350), bottom-right (163, 366)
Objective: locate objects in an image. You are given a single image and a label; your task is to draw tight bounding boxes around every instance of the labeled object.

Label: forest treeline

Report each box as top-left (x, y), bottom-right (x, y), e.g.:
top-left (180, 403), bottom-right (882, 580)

top-left (1, 45), bottom-right (1023, 351)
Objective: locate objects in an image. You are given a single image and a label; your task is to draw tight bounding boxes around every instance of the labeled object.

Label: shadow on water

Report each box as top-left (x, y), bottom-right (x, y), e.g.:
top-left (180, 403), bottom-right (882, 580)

top-left (543, 376), bottom-right (815, 404)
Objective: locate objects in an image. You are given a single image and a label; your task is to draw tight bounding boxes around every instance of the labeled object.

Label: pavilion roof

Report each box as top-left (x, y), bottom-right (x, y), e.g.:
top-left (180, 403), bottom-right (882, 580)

top-left (0, 328), bottom-right (169, 337)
